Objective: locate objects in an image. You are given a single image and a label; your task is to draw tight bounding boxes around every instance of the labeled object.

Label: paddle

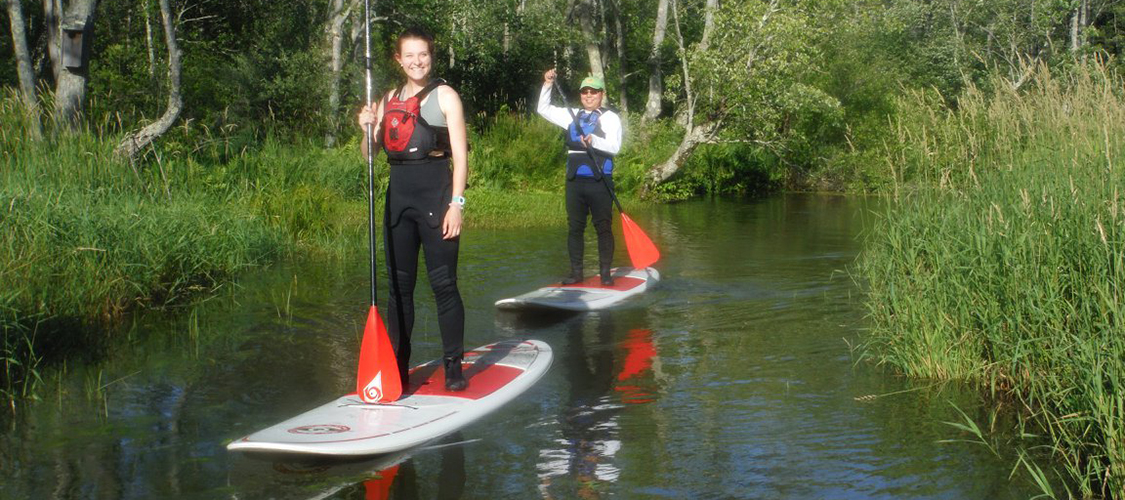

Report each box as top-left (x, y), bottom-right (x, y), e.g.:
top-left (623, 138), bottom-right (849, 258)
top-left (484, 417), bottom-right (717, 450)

top-left (356, 0), bottom-right (402, 404)
top-left (362, 465), bottom-right (400, 500)
top-left (550, 80), bottom-right (661, 270)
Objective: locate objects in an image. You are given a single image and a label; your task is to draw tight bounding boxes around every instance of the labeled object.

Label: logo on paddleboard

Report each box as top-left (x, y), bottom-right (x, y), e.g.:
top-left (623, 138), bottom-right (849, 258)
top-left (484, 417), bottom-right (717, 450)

top-left (288, 424), bottom-right (350, 435)
top-left (362, 371), bottom-right (384, 402)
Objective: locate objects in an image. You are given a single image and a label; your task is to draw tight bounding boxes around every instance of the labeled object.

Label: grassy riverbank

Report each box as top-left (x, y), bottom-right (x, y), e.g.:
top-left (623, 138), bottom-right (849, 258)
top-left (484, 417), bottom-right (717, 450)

top-left (859, 63), bottom-right (1125, 498)
top-left (0, 94), bottom-right (691, 404)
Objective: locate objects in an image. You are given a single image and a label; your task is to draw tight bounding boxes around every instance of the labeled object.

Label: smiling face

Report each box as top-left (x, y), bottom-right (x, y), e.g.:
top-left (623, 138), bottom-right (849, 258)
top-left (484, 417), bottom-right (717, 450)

top-left (580, 87), bottom-right (604, 111)
top-left (395, 37), bottom-right (433, 83)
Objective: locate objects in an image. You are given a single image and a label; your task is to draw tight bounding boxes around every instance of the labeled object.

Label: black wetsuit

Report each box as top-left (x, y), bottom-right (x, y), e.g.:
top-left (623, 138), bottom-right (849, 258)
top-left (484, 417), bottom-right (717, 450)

top-left (384, 160), bottom-right (464, 384)
top-left (565, 110), bottom-right (616, 277)
top-left (381, 84), bottom-right (464, 385)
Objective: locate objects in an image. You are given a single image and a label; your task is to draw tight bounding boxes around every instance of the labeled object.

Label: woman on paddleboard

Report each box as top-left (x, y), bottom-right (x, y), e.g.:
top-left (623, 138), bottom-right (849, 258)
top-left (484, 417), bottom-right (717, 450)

top-left (538, 69), bottom-right (623, 286)
top-left (358, 27), bottom-right (469, 391)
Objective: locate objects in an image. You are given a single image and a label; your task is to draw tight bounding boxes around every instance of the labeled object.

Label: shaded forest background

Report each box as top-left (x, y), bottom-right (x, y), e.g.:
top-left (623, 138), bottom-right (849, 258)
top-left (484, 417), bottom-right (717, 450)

top-left (3, 0), bottom-right (1123, 196)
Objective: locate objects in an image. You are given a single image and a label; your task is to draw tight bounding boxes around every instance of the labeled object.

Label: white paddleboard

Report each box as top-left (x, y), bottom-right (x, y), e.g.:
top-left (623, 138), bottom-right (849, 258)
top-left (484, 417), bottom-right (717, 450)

top-left (494, 267), bottom-right (660, 311)
top-left (227, 339), bottom-right (552, 456)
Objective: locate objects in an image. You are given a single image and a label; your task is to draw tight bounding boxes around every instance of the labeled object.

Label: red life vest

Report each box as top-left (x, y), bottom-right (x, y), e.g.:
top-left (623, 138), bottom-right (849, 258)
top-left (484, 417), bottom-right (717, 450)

top-left (381, 79), bottom-right (451, 163)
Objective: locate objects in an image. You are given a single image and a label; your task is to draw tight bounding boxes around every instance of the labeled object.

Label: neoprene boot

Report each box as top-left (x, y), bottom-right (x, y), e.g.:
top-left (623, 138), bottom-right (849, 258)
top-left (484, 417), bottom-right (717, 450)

top-left (600, 265), bottom-right (615, 286)
top-left (561, 264), bottom-right (584, 285)
top-left (444, 356), bottom-right (467, 392)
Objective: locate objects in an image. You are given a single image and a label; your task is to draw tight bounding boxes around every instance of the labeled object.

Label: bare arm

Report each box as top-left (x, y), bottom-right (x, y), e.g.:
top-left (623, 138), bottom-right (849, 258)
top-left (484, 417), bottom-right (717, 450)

top-left (438, 86), bottom-right (468, 239)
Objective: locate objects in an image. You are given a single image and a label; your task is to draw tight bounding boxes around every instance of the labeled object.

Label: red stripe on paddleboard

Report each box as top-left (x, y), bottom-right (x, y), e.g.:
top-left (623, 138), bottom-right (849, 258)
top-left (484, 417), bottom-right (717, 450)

top-left (549, 275), bottom-right (645, 291)
top-left (409, 364), bottom-right (524, 400)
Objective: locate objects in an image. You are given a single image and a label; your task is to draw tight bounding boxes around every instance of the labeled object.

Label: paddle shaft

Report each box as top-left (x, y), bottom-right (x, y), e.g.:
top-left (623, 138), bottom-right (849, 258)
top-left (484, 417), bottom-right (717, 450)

top-left (363, 0), bottom-right (377, 307)
top-left (550, 81), bottom-right (626, 214)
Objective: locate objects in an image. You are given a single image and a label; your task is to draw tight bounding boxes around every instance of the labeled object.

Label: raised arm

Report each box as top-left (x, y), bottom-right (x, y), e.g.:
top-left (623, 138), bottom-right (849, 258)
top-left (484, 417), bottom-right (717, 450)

top-left (537, 68), bottom-right (574, 129)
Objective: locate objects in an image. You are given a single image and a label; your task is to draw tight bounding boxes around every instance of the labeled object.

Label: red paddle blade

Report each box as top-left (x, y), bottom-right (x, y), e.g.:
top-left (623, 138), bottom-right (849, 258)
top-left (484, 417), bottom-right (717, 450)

top-left (356, 306), bottom-right (402, 402)
top-left (363, 465), bottom-right (400, 500)
top-left (621, 213), bottom-right (660, 269)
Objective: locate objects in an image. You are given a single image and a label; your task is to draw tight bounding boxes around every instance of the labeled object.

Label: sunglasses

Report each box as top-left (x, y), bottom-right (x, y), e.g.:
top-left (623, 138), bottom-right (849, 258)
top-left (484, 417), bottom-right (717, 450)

top-left (580, 88), bottom-right (603, 95)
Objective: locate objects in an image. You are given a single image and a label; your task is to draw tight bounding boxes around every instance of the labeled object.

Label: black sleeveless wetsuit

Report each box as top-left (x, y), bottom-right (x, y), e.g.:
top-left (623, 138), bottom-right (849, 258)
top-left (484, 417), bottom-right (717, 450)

top-left (382, 85), bottom-right (464, 384)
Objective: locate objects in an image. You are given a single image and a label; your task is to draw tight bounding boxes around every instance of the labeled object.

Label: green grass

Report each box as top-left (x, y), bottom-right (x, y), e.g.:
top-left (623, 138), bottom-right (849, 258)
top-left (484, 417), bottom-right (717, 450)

top-left (859, 62), bottom-right (1125, 498)
top-left (0, 95), bottom-right (671, 405)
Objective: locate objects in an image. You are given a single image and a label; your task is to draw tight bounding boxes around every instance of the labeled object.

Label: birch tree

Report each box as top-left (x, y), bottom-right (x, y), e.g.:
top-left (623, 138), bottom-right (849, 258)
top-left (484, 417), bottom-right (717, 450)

top-left (324, 0), bottom-right (360, 147)
top-left (610, 0), bottom-right (628, 112)
top-left (641, 0), bottom-right (669, 121)
top-left (648, 0), bottom-right (838, 187)
top-left (46, 0), bottom-right (98, 128)
top-left (575, 0), bottom-right (604, 77)
top-left (6, 0), bottom-right (41, 134)
top-left (114, 0), bottom-right (182, 160)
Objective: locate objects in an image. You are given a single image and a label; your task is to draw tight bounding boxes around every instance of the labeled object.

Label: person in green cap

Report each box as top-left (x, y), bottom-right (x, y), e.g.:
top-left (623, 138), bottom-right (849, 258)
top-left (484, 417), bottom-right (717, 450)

top-left (538, 68), bottom-right (624, 286)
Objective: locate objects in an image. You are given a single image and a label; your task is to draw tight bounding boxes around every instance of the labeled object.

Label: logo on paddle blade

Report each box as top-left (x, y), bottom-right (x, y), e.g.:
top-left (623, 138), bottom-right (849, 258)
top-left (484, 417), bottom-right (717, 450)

top-left (362, 371), bottom-right (384, 402)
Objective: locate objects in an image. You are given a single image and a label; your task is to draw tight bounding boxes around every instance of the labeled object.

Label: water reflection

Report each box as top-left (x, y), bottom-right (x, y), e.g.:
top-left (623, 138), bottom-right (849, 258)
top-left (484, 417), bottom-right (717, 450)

top-left (615, 329), bottom-right (659, 405)
top-left (0, 195), bottom-right (1050, 499)
top-left (538, 314), bottom-right (620, 498)
top-left (229, 433), bottom-right (468, 500)
top-left (536, 314), bottom-right (662, 499)
top-left (383, 437), bottom-right (466, 500)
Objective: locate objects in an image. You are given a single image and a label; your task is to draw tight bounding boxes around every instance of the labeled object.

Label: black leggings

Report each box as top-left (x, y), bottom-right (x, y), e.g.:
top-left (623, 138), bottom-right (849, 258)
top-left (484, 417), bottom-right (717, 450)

top-left (384, 165), bottom-right (464, 382)
top-left (565, 178), bottom-right (615, 271)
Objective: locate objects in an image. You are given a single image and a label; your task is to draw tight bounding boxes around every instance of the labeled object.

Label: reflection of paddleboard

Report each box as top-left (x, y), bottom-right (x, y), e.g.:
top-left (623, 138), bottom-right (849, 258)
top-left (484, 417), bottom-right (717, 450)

top-left (495, 267), bottom-right (660, 311)
top-left (228, 339), bottom-right (552, 456)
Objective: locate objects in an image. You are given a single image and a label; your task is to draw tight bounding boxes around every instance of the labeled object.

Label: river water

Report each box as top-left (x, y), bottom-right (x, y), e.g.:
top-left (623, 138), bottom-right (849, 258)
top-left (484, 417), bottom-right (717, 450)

top-left (0, 194), bottom-right (1040, 499)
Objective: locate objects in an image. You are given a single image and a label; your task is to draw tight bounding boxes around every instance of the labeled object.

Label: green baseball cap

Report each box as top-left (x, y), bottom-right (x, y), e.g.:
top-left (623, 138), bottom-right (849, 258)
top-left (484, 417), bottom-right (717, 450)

top-left (579, 75), bottom-right (605, 91)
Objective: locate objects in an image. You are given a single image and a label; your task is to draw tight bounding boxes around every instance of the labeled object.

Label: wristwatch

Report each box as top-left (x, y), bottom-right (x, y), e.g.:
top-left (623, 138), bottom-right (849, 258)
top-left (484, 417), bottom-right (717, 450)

top-left (450, 195), bottom-right (466, 208)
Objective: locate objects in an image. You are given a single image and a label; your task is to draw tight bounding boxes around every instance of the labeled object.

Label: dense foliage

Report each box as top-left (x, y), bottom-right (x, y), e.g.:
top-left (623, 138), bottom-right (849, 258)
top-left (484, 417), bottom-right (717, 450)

top-left (1, 0), bottom-right (1120, 192)
top-left (5, 2), bottom-right (1125, 495)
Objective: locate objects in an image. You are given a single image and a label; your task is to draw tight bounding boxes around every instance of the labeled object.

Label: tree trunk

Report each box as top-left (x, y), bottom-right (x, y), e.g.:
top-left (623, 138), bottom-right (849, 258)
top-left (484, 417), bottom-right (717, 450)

top-left (642, 0), bottom-right (669, 122)
top-left (7, 0), bottom-right (42, 134)
top-left (43, 0), bottom-right (61, 83)
top-left (699, 0), bottom-right (717, 50)
top-left (325, 0), bottom-right (358, 147)
top-left (577, 0), bottom-right (604, 77)
top-left (49, 0), bottom-right (98, 128)
top-left (144, 2), bottom-right (155, 77)
top-left (1070, 0), bottom-right (1088, 53)
top-left (647, 120), bottom-right (717, 186)
top-left (114, 0), bottom-right (182, 160)
top-left (645, 0), bottom-right (721, 190)
top-left (612, 0), bottom-right (628, 113)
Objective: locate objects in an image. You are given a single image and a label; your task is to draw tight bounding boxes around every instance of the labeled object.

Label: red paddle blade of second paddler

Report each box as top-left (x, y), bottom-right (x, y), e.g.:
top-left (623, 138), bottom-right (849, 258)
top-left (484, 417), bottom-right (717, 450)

top-left (356, 306), bottom-right (402, 403)
top-left (621, 213), bottom-right (660, 269)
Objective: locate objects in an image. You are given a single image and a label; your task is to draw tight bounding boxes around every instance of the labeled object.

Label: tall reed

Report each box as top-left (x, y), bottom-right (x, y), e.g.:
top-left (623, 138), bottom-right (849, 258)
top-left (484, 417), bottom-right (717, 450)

top-left (860, 62), bottom-right (1125, 497)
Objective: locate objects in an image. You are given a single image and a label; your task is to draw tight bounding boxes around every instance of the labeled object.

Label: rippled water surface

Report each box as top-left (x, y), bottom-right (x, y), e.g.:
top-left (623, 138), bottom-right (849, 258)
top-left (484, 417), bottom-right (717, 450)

top-left (0, 195), bottom-right (1039, 499)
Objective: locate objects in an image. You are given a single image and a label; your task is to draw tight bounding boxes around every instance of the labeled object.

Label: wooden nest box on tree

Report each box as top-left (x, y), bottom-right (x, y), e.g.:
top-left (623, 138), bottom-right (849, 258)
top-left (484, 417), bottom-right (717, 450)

top-left (62, 17), bottom-right (91, 70)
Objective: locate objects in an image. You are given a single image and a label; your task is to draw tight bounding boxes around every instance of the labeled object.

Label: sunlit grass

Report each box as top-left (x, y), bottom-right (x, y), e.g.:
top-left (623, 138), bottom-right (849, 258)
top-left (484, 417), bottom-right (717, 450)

top-left (0, 94), bottom-right (667, 405)
top-left (860, 61), bottom-right (1125, 498)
